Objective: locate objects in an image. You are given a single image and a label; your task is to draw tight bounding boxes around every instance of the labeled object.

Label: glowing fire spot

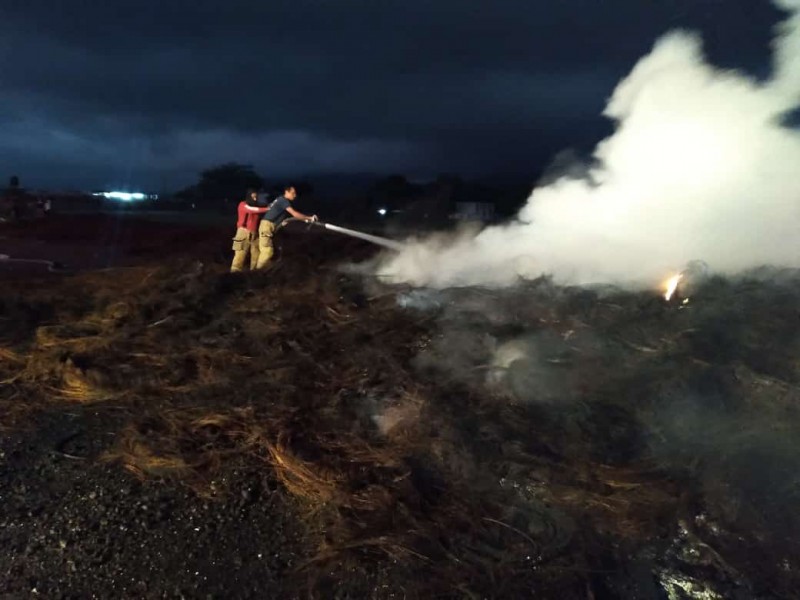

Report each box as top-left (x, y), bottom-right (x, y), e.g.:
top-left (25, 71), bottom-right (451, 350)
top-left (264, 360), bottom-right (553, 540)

top-left (663, 273), bottom-right (683, 301)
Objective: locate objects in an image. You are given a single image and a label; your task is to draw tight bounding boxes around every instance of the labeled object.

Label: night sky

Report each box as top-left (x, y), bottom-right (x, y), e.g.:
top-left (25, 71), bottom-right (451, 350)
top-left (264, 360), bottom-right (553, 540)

top-left (0, 0), bottom-right (786, 191)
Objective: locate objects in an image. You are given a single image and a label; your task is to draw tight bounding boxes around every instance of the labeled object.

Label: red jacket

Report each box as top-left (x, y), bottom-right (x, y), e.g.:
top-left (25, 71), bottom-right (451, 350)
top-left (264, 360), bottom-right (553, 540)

top-left (236, 201), bottom-right (268, 232)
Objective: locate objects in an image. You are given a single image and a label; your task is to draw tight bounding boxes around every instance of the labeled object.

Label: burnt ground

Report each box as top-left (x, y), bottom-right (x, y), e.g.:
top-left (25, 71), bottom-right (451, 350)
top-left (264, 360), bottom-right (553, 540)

top-left (0, 216), bottom-right (406, 599)
top-left (0, 216), bottom-right (305, 598)
top-left (0, 410), bottom-right (308, 599)
top-left (2, 214), bottom-right (800, 598)
top-left (0, 216), bottom-right (412, 598)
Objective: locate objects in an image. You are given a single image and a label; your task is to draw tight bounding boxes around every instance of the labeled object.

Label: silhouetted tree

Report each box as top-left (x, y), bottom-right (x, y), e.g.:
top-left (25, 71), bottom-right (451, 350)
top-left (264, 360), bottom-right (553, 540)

top-left (176, 163), bottom-right (264, 204)
top-left (9, 175), bottom-right (19, 189)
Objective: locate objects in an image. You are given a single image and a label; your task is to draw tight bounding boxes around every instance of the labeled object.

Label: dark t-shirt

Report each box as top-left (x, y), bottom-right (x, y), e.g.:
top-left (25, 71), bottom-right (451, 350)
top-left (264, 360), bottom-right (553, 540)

top-left (263, 196), bottom-right (291, 224)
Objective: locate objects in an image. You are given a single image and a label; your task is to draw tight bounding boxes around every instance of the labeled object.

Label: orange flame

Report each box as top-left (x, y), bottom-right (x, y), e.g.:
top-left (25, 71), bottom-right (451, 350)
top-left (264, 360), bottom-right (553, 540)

top-left (663, 273), bottom-right (682, 301)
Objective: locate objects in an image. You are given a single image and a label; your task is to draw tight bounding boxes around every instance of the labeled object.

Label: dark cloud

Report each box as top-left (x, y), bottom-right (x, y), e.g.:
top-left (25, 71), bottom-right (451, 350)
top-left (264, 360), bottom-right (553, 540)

top-left (0, 0), bottom-right (787, 189)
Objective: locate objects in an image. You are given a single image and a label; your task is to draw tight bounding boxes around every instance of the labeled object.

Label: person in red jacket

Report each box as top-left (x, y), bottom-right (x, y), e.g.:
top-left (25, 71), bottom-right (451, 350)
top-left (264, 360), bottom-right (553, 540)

top-left (230, 189), bottom-right (270, 272)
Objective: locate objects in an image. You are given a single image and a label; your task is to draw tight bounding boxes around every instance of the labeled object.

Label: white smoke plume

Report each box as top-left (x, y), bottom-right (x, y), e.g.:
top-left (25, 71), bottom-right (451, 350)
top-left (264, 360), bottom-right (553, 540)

top-left (380, 2), bottom-right (800, 289)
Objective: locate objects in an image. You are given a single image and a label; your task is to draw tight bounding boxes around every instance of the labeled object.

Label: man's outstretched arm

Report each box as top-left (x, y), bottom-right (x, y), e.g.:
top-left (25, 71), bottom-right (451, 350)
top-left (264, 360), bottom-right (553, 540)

top-left (286, 206), bottom-right (318, 222)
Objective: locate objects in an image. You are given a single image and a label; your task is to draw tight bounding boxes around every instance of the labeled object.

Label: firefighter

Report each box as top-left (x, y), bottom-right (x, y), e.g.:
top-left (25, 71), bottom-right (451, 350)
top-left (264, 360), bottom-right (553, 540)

top-left (230, 189), bottom-right (270, 272)
top-left (254, 184), bottom-right (317, 269)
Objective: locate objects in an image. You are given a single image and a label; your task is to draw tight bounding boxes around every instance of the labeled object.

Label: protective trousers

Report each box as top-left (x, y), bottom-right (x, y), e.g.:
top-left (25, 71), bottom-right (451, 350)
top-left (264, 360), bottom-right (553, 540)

top-left (254, 219), bottom-right (277, 269)
top-left (230, 227), bottom-right (260, 272)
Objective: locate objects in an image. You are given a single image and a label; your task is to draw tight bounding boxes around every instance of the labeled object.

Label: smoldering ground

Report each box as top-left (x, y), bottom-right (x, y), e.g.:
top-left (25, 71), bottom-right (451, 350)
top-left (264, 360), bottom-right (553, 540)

top-left (389, 265), bottom-right (800, 597)
top-left (3, 218), bottom-right (800, 597)
top-left (354, 6), bottom-right (800, 592)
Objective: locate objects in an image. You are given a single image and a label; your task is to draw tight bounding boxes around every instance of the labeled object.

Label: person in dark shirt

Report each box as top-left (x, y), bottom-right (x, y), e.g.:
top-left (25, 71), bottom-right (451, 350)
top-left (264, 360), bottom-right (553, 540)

top-left (254, 184), bottom-right (317, 269)
top-left (231, 189), bottom-right (270, 272)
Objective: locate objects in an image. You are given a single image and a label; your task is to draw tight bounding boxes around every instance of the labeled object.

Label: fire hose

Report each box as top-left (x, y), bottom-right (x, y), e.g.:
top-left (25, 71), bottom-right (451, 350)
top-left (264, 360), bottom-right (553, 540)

top-left (280, 218), bottom-right (405, 252)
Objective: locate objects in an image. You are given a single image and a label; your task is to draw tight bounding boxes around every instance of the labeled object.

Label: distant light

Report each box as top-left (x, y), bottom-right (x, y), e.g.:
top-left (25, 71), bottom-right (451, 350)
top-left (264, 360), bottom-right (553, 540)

top-left (108, 192), bottom-right (145, 201)
top-left (377, 208), bottom-right (387, 216)
top-left (92, 191), bottom-right (147, 202)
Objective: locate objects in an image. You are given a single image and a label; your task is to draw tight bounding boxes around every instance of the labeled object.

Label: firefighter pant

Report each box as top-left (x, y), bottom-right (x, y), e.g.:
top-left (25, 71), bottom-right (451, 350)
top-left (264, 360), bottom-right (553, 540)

top-left (254, 219), bottom-right (277, 270)
top-left (230, 227), bottom-right (260, 272)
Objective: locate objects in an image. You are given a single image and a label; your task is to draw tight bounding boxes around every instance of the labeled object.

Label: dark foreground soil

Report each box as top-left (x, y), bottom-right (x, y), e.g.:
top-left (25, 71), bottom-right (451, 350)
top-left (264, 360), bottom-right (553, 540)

top-left (0, 410), bottom-right (308, 599)
top-left (2, 214), bottom-right (800, 598)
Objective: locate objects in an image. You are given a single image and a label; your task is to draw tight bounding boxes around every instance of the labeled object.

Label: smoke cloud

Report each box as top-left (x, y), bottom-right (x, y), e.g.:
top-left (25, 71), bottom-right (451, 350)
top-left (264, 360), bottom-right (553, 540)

top-left (380, 1), bottom-right (800, 289)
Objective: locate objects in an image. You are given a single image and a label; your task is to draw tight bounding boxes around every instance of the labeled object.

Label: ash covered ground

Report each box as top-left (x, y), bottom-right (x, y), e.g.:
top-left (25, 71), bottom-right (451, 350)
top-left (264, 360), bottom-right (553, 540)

top-left (2, 215), bottom-right (800, 598)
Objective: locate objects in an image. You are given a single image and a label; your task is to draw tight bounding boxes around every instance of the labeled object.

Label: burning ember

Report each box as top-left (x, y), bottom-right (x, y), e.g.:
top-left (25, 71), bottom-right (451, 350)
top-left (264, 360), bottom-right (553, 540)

top-left (663, 273), bottom-right (683, 301)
